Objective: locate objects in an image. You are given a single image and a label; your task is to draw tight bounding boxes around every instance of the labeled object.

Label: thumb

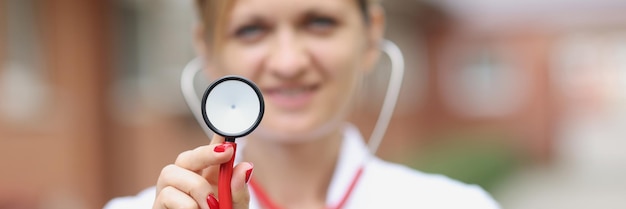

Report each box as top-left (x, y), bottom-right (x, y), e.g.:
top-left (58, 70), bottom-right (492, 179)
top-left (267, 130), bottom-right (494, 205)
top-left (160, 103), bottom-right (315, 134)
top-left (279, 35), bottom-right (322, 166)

top-left (231, 162), bottom-right (253, 209)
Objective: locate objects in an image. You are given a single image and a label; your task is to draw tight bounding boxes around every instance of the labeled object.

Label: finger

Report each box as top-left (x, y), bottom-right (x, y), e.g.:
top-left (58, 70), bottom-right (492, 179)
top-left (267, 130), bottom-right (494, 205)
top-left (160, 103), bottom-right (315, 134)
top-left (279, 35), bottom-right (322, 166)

top-left (156, 164), bottom-right (213, 209)
top-left (202, 135), bottom-right (227, 184)
top-left (175, 143), bottom-right (235, 172)
top-left (154, 186), bottom-right (199, 209)
top-left (210, 134), bottom-right (225, 145)
top-left (231, 162), bottom-right (253, 209)
top-left (201, 162), bottom-right (221, 186)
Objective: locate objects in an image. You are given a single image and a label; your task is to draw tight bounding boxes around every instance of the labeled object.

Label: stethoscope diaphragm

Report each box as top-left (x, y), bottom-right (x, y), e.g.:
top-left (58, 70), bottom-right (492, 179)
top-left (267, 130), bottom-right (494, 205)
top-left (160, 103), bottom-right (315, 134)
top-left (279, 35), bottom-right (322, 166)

top-left (201, 75), bottom-right (264, 139)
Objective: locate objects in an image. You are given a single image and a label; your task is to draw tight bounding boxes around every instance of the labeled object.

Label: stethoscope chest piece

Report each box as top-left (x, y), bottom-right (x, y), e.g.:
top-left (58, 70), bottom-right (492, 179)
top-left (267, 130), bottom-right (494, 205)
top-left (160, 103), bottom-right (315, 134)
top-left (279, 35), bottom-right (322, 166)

top-left (200, 75), bottom-right (264, 209)
top-left (201, 75), bottom-right (265, 139)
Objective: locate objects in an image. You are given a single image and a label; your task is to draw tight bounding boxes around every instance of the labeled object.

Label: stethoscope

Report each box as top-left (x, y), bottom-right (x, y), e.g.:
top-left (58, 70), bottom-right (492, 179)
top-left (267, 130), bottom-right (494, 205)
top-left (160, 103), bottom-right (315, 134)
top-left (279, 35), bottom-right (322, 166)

top-left (181, 40), bottom-right (405, 209)
top-left (201, 75), bottom-right (264, 209)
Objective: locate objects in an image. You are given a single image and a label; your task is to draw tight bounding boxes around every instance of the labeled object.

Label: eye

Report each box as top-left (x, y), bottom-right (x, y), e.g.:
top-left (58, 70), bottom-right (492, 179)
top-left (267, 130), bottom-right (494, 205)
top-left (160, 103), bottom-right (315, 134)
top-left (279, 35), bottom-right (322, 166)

top-left (305, 16), bottom-right (337, 33)
top-left (234, 24), bottom-right (266, 41)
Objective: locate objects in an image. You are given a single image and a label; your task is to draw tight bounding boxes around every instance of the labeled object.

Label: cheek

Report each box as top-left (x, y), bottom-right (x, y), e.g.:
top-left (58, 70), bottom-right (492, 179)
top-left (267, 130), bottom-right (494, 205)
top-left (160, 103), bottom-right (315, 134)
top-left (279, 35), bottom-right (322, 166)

top-left (219, 44), bottom-right (267, 78)
top-left (307, 37), bottom-right (365, 127)
top-left (310, 35), bottom-right (365, 91)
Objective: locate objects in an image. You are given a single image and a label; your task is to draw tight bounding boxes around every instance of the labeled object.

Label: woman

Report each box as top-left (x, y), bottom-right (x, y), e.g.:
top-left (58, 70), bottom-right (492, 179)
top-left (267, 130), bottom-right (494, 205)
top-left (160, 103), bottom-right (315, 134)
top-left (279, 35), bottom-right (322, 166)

top-left (105, 0), bottom-right (500, 208)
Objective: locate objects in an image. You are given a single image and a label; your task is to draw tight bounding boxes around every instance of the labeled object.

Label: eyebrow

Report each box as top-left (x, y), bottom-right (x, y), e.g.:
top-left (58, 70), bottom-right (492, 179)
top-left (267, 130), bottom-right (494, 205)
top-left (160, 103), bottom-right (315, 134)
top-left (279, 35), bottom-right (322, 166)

top-left (228, 14), bottom-right (267, 31)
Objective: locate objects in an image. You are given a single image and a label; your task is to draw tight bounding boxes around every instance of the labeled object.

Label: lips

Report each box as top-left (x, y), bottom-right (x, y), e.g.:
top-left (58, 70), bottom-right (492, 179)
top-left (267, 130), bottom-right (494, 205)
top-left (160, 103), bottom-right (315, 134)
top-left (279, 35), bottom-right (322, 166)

top-left (267, 85), bottom-right (315, 96)
top-left (263, 84), bottom-right (319, 110)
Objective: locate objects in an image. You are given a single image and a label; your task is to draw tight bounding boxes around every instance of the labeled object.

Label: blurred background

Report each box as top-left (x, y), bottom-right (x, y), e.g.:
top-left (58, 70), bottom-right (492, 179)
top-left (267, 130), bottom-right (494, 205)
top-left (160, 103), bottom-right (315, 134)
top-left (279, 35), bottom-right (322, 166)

top-left (1, 0), bottom-right (626, 208)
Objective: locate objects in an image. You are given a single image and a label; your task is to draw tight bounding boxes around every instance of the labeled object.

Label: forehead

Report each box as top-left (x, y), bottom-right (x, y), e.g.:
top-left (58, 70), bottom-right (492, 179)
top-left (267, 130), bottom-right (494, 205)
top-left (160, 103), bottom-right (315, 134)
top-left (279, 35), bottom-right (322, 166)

top-left (229, 0), bottom-right (359, 19)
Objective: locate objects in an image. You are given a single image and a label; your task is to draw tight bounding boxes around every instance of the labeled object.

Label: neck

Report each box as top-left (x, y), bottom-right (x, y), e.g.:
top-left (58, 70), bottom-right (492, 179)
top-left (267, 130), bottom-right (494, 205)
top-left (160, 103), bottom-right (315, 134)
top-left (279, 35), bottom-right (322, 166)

top-left (243, 128), bottom-right (344, 209)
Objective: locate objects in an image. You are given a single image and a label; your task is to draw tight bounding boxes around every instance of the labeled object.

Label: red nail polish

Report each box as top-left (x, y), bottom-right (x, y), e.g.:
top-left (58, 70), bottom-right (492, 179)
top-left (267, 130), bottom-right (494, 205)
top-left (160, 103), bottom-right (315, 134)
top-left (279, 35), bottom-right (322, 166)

top-left (213, 144), bottom-right (231, 153)
top-left (207, 194), bottom-right (219, 209)
top-left (245, 165), bottom-right (253, 183)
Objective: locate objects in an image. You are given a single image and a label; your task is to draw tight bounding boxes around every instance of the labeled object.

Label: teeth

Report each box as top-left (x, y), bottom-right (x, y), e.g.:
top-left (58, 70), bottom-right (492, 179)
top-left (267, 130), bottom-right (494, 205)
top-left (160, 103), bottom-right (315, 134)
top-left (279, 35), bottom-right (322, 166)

top-left (277, 87), bottom-right (309, 96)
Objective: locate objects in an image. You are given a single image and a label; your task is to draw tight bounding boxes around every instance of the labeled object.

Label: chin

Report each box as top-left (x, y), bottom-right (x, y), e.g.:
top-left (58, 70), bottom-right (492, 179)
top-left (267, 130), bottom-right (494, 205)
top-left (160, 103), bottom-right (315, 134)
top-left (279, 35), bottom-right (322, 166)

top-left (251, 117), bottom-right (342, 143)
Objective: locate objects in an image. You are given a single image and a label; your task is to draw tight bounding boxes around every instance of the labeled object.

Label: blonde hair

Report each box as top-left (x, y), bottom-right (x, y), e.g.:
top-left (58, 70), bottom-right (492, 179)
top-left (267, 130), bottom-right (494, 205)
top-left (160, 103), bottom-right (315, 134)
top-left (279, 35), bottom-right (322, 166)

top-left (195, 0), bottom-right (235, 50)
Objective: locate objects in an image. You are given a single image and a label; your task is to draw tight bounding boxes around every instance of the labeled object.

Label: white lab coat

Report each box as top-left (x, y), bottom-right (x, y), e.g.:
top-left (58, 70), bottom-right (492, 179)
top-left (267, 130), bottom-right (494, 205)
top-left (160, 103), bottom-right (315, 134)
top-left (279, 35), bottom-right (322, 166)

top-left (104, 125), bottom-right (500, 209)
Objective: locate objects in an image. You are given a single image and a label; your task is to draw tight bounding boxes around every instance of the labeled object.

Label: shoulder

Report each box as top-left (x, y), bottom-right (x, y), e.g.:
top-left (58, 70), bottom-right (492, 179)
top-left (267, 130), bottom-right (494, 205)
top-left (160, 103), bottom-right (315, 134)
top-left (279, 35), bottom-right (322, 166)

top-left (352, 158), bottom-right (501, 209)
top-left (103, 187), bottom-right (156, 209)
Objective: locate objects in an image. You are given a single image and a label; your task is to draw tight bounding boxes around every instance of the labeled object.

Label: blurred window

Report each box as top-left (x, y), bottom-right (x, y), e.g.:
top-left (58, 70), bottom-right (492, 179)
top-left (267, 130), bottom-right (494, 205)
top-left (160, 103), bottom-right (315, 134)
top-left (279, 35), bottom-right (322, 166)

top-left (113, 0), bottom-right (196, 122)
top-left (1, 0), bottom-right (49, 126)
top-left (551, 31), bottom-right (626, 114)
top-left (439, 43), bottom-right (530, 118)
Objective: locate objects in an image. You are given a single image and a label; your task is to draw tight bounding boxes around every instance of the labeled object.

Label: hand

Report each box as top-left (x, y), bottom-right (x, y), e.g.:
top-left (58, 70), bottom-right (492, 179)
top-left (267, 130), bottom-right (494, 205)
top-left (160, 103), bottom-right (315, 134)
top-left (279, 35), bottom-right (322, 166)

top-left (153, 135), bottom-right (253, 209)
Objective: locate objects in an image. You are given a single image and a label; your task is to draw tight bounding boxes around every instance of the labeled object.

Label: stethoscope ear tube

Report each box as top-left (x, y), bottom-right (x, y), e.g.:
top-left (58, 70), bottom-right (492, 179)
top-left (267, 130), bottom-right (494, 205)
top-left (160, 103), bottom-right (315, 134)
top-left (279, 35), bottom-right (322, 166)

top-left (180, 39), bottom-right (405, 154)
top-left (181, 58), bottom-right (216, 139)
top-left (367, 40), bottom-right (405, 155)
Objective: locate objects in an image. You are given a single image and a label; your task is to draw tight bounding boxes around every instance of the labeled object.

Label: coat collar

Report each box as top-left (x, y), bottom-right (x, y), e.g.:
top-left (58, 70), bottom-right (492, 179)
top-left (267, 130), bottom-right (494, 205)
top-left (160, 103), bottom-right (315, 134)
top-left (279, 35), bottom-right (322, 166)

top-left (236, 124), bottom-right (371, 207)
top-left (326, 124), bottom-right (370, 205)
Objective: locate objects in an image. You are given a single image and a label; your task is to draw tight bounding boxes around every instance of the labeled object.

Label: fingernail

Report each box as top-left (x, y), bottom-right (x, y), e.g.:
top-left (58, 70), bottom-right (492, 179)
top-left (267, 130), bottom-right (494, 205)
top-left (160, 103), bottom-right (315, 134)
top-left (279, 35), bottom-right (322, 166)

top-left (245, 163), bottom-right (254, 183)
top-left (213, 144), bottom-right (232, 153)
top-left (207, 193), bottom-right (219, 209)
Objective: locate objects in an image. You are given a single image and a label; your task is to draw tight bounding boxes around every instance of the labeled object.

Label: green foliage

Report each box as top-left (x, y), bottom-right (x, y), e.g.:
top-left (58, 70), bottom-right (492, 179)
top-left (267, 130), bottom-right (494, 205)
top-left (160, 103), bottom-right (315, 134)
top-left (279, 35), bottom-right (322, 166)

top-left (406, 131), bottom-right (521, 191)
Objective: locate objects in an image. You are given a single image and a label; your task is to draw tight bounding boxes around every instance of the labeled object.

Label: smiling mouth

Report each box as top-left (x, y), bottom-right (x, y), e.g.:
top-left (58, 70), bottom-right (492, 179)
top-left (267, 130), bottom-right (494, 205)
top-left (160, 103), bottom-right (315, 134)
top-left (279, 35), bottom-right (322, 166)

top-left (266, 85), bottom-right (317, 96)
top-left (263, 84), bottom-right (320, 109)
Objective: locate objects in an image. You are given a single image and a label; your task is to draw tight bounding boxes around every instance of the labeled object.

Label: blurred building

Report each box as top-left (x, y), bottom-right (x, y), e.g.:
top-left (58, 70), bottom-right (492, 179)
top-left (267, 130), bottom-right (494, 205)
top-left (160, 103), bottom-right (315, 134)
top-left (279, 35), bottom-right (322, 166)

top-left (1, 0), bottom-right (626, 208)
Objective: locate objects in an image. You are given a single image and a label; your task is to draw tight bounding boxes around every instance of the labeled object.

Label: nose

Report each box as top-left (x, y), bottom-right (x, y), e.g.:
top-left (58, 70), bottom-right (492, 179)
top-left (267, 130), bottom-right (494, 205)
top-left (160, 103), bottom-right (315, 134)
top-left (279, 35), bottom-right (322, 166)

top-left (265, 28), bottom-right (311, 79)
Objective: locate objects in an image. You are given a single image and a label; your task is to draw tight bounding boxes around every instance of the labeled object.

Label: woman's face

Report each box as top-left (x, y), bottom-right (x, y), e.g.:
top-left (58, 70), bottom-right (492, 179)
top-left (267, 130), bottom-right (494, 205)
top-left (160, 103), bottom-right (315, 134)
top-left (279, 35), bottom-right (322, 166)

top-left (201, 0), bottom-right (382, 142)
